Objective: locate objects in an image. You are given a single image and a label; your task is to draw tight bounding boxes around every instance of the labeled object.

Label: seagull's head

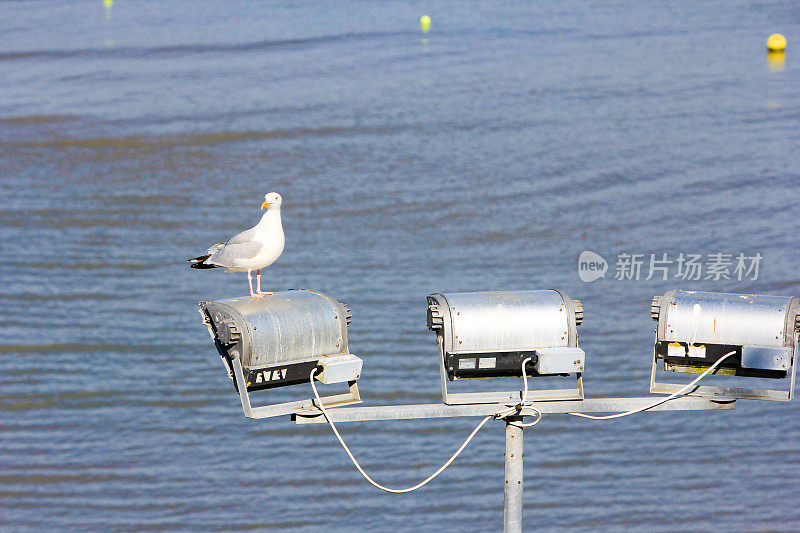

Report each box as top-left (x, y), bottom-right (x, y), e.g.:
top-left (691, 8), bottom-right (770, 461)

top-left (261, 192), bottom-right (282, 210)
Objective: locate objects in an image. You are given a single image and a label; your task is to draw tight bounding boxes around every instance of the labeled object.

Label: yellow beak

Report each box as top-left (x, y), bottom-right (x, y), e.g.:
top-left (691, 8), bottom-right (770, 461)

top-left (261, 200), bottom-right (271, 210)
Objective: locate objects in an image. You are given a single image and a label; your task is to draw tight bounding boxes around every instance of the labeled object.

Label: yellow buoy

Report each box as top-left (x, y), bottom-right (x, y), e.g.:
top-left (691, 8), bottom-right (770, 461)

top-left (420, 15), bottom-right (431, 33)
top-left (767, 33), bottom-right (786, 51)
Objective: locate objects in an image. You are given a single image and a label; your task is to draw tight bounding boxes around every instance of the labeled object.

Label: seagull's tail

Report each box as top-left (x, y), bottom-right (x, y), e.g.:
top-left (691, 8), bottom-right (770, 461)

top-left (187, 254), bottom-right (219, 269)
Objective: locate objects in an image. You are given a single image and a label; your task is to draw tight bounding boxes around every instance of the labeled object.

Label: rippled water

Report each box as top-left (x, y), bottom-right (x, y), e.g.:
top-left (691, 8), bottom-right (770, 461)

top-left (2, 1), bottom-right (799, 530)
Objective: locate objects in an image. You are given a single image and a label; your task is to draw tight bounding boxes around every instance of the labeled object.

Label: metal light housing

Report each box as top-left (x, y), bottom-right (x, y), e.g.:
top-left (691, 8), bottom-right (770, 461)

top-left (650, 290), bottom-right (800, 401)
top-left (199, 289), bottom-right (363, 418)
top-left (427, 290), bottom-right (585, 404)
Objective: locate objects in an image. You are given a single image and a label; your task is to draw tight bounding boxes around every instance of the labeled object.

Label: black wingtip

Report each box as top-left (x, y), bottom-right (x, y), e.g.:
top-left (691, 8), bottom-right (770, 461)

top-left (188, 253), bottom-right (218, 269)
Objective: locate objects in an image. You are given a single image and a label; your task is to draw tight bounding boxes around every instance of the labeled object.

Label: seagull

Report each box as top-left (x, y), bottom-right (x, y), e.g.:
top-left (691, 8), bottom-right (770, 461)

top-left (188, 192), bottom-right (285, 299)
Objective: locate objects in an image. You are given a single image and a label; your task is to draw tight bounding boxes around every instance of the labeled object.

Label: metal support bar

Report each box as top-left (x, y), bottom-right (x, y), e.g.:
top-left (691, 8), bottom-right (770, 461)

top-left (292, 396), bottom-right (735, 424)
top-left (650, 382), bottom-right (791, 402)
top-left (504, 417), bottom-right (524, 533)
top-left (231, 356), bottom-right (253, 418)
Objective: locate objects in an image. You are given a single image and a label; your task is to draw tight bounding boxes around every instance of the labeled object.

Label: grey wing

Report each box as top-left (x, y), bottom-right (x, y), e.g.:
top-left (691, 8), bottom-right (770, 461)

top-left (204, 227), bottom-right (256, 263)
top-left (225, 227), bottom-right (256, 246)
top-left (204, 227), bottom-right (254, 256)
top-left (206, 240), bottom-right (262, 268)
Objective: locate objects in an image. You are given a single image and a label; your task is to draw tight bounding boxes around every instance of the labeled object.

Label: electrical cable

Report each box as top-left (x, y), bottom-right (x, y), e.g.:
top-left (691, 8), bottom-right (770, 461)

top-left (566, 350), bottom-right (736, 420)
top-left (311, 349), bottom-right (735, 491)
top-left (310, 354), bottom-right (553, 492)
top-left (493, 357), bottom-right (543, 427)
top-left (309, 368), bottom-right (492, 494)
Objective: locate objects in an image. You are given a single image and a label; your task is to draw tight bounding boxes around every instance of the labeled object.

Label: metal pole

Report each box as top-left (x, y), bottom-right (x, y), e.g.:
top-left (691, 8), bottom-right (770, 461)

top-left (503, 416), bottom-right (523, 533)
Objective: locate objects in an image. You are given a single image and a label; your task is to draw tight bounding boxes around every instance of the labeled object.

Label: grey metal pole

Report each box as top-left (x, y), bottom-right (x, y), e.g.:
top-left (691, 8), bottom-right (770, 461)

top-left (503, 416), bottom-right (523, 533)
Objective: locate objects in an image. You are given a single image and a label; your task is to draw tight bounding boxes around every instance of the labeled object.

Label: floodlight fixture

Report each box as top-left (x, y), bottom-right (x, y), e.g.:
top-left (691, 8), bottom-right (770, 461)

top-left (427, 290), bottom-right (585, 405)
top-left (195, 285), bottom-right (799, 533)
top-left (199, 289), bottom-right (362, 418)
top-left (650, 289), bottom-right (799, 401)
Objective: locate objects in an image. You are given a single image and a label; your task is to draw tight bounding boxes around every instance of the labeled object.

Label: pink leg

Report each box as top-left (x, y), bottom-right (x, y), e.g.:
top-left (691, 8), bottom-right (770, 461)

top-left (248, 269), bottom-right (264, 299)
top-left (256, 269), bottom-right (274, 296)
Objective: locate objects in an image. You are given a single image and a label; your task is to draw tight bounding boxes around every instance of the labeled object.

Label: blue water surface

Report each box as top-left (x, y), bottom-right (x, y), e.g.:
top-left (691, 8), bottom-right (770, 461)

top-left (1, 1), bottom-right (798, 530)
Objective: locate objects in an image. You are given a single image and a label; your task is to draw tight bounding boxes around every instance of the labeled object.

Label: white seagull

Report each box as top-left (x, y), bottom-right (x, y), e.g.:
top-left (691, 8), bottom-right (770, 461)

top-left (188, 192), bottom-right (285, 299)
